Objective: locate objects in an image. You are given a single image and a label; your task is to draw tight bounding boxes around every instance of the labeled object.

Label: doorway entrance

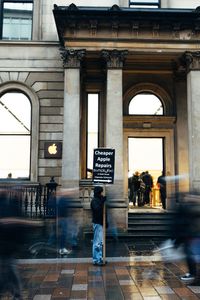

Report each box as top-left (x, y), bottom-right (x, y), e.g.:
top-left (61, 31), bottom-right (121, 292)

top-left (124, 128), bottom-right (175, 210)
top-left (128, 137), bottom-right (164, 182)
top-left (128, 137), bottom-right (164, 208)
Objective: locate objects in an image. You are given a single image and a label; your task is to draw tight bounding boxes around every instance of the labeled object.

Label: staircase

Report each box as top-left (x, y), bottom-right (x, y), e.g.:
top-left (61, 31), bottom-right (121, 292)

top-left (83, 209), bottom-right (175, 241)
top-left (123, 210), bottom-right (175, 239)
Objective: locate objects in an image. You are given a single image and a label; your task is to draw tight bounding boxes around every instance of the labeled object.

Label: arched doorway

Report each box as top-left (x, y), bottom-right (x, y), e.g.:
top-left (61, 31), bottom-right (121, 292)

top-left (123, 85), bottom-right (176, 210)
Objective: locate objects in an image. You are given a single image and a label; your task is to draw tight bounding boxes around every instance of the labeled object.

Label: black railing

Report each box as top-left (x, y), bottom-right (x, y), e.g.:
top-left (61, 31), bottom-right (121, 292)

top-left (0, 179), bottom-right (96, 218)
top-left (0, 182), bottom-right (53, 218)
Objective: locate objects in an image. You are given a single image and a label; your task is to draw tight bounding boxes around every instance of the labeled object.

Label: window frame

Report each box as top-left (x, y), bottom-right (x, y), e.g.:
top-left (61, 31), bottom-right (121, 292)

top-left (86, 92), bottom-right (100, 179)
top-left (0, 0), bottom-right (33, 40)
top-left (0, 90), bottom-right (31, 179)
top-left (129, 0), bottom-right (160, 8)
top-left (128, 92), bottom-right (164, 116)
top-left (0, 83), bottom-right (39, 182)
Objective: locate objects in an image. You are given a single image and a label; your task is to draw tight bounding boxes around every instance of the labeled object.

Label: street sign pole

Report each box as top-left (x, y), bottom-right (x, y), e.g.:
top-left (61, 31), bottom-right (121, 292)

top-left (103, 184), bottom-right (106, 264)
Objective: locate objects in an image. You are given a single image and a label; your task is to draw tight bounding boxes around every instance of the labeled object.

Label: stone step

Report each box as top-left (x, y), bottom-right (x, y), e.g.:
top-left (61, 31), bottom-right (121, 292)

top-left (127, 211), bottom-right (174, 238)
top-left (128, 226), bottom-right (171, 231)
top-left (128, 213), bottom-right (174, 219)
top-left (128, 220), bottom-right (173, 225)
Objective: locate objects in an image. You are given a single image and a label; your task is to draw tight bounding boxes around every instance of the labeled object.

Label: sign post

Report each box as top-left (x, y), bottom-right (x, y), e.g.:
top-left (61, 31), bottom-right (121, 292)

top-left (92, 148), bottom-right (115, 265)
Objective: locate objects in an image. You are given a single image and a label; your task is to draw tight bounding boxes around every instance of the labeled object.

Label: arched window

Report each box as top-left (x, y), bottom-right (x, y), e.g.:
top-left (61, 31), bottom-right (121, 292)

top-left (129, 93), bottom-right (164, 115)
top-left (0, 91), bottom-right (31, 179)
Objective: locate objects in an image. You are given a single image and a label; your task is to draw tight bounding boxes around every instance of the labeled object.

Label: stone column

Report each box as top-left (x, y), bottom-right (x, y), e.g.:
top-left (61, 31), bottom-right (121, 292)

top-left (60, 48), bottom-right (85, 188)
top-left (184, 51), bottom-right (200, 193)
top-left (101, 50), bottom-right (128, 204)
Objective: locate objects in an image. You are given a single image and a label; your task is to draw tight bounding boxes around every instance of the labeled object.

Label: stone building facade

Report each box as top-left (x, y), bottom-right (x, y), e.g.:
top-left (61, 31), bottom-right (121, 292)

top-left (0, 0), bottom-right (200, 229)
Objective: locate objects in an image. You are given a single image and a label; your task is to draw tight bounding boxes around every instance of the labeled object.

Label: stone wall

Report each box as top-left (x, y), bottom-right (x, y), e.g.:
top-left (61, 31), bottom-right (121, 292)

top-left (0, 42), bottom-right (64, 185)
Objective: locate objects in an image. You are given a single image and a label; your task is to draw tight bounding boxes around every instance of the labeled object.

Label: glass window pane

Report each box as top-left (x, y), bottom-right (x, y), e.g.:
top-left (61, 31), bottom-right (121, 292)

top-left (3, 2), bottom-right (33, 40)
top-left (129, 0), bottom-right (159, 8)
top-left (0, 135), bottom-right (30, 179)
top-left (130, 5), bottom-right (158, 8)
top-left (0, 92), bottom-right (31, 134)
top-left (4, 2), bottom-right (33, 11)
top-left (0, 91), bottom-right (31, 179)
top-left (87, 94), bottom-right (99, 178)
top-left (129, 94), bottom-right (163, 115)
top-left (131, 0), bottom-right (159, 3)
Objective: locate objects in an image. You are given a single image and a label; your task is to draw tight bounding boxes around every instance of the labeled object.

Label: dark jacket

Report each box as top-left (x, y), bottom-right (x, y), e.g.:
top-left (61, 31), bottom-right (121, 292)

top-left (91, 195), bottom-right (106, 226)
top-left (0, 189), bottom-right (27, 256)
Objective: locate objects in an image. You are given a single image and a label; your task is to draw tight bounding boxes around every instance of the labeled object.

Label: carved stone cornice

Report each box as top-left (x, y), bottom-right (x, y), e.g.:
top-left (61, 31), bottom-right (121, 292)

top-left (101, 49), bottom-right (128, 69)
top-left (60, 48), bottom-right (86, 68)
top-left (182, 51), bottom-right (200, 71)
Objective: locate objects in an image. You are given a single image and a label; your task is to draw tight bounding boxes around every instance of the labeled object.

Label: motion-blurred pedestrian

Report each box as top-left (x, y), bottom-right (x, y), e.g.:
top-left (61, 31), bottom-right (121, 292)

top-left (172, 196), bottom-right (200, 282)
top-left (0, 186), bottom-right (42, 299)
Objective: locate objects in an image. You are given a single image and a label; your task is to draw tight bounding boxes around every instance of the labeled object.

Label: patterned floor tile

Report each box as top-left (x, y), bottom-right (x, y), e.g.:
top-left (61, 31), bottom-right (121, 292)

top-left (61, 269), bottom-right (75, 274)
top-left (143, 297), bottom-right (162, 300)
top-left (72, 284), bottom-right (88, 291)
top-left (154, 286), bottom-right (175, 294)
top-left (33, 295), bottom-right (51, 300)
top-left (119, 279), bottom-right (135, 285)
top-left (188, 285), bottom-right (200, 293)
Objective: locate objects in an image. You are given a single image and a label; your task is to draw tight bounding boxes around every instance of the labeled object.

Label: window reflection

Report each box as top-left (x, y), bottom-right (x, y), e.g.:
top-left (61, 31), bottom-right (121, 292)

top-left (129, 94), bottom-right (163, 115)
top-left (0, 92), bottom-right (31, 179)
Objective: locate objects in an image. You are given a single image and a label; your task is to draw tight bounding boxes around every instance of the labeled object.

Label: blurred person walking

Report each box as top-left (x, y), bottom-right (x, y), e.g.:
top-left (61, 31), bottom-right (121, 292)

top-left (172, 197), bottom-right (200, 282)
top-left (0, 186), bottom-right (42, 299)
top-left (0, 188), bottom-right (22, 299)
top-left (91, 186), bottom-right (107, 266)
top-left (47, 188), bottom-right (78, 255)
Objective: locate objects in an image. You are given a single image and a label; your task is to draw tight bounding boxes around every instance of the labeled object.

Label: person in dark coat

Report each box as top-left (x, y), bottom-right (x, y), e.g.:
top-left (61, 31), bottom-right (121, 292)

top-left (91, 186), bottom-right (106, 266)
top-left (157, 172), bottom-right (166, 209)
top-left (129, 171), bottom-right (141, 206)
top-left (142, 171), bottom-right (153, 205)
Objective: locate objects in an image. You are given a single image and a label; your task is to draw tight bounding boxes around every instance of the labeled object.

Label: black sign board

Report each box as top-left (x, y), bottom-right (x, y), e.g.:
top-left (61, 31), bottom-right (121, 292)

top-left (92, 148), bottom-right (115, 184)
top-left (44, 142), bottom-right (62, 159)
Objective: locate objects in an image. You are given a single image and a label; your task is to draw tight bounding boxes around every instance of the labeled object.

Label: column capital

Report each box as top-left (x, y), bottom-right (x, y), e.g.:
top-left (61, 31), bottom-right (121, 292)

top-left (101, 49), bottom-right (128, 69)
top-left (182, 51), bottom-right (200, 72)
top-left (60, 48), bottom-right (86, 68)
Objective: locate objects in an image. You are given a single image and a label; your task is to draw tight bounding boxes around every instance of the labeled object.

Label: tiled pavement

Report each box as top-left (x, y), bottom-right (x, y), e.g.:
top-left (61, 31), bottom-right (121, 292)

top-left (1, 237), bottom-right (200, 299)
top-left (2, 259), bottom-right (200, 299)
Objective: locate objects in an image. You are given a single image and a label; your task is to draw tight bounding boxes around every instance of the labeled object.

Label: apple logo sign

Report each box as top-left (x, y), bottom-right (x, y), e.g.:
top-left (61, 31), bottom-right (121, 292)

top-left (45, 142), bottom-right (62, 158)
top-left (48, 143), bottom-right (57, 155)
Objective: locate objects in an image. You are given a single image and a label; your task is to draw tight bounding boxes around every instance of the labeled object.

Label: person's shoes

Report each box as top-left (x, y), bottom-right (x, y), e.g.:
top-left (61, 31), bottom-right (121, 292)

top-left (59, 248), bottom-right (72, 255)
top-left (180, 273), bottom-right (195, 282)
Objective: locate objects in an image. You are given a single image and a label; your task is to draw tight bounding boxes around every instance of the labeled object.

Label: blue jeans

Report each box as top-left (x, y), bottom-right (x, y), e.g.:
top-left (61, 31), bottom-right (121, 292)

top-left (92, 223), bottom-right (103, 263)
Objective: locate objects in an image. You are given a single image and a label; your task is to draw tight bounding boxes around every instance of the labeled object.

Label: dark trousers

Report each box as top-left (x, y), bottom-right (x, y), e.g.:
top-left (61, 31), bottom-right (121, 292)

top-left (144, 187), bottom-right (151, 204)
top-left (184, 241), bottom-right (197, 276)
top-left (0, 258), bottom-right (22, 299)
